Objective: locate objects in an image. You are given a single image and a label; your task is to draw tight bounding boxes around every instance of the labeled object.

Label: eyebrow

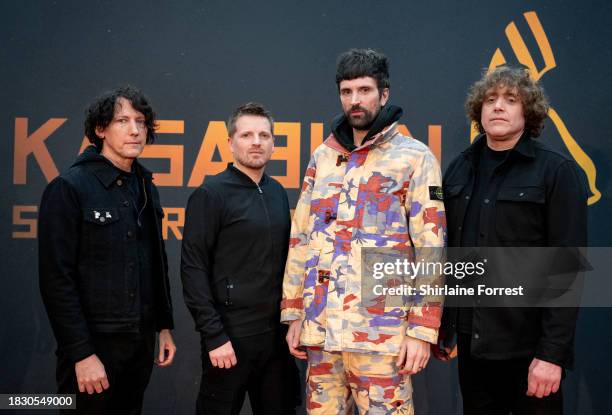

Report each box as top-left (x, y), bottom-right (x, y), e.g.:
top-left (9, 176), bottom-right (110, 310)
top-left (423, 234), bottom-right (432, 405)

top-left (486, 90), bottom-right (519, 98)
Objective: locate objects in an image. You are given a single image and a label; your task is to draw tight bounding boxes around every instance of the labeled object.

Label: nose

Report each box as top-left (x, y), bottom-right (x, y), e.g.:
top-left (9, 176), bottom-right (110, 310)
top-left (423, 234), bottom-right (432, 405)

top-left (129, 120), bottom-right (140, 135)
top-left (252, 134), bottom-right (262, 145)
top-left (493, 97), bottom-right (504, 110)
top-left (350, 92), bottom-right (360, 106)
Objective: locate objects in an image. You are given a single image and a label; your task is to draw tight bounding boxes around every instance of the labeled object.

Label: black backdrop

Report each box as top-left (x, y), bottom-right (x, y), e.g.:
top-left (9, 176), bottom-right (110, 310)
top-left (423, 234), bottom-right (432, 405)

top-left (2, 1), bottom-right (611, 414)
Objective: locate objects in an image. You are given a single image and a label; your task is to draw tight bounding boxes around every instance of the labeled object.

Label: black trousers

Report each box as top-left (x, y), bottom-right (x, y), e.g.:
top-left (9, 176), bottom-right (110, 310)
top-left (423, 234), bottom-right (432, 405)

top-left (197, 330), bottom-right (299, 415)
top-left (457, 333), bottom-right (563, 415)
top-left (57, 330), bottom-right (156, 415)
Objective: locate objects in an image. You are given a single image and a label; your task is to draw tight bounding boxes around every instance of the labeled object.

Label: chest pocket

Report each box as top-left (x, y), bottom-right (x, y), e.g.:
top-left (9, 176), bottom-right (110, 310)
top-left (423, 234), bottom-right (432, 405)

top-left (443, 183), bottom-right (467, 233)
top-left (495, 186), bottom-right (545, 243)
top-left (82, 207), bottom-right (121, 251)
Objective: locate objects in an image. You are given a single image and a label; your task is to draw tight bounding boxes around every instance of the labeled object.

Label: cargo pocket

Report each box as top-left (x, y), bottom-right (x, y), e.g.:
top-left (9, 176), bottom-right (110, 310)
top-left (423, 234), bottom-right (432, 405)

top-left (302, 249), bottom-right (329, 322)
top-left (199, 385), bottom-right (236, 411)
top-left (301, 248), bottom-right (331, 345)
top-left (368, 374), bottom-right (414, 415)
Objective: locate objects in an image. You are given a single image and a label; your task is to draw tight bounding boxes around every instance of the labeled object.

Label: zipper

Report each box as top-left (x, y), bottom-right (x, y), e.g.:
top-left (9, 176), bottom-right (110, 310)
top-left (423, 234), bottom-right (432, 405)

top-left (137, 177), bottom-right (147, 227)
top-left (225, 281), bottom-right (233, 306)
top-left (256, 182), bottom-right (274, 262)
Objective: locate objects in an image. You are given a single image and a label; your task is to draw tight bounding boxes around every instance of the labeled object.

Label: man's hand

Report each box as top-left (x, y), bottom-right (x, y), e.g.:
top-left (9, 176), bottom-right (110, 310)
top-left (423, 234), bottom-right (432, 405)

top-left (527, 358), bottom-right (562, 398)
top-left (75, 354), bottom-right (109, 394)
top-left (156, 329), bottom-right (177, 367)
top-left (397, 337), bottom-right (430, 375)
top-left (431, 343), bottom-right (454, 362)
top-left (209, 341), bottom-right (237, 369)
top-left (286, 319), bottom-right (307, 360)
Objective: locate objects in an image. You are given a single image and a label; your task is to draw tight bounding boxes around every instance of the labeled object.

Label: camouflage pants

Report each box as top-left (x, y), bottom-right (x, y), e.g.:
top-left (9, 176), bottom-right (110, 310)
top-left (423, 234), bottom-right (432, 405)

top-left (306, 348), bottom-right (413, 415)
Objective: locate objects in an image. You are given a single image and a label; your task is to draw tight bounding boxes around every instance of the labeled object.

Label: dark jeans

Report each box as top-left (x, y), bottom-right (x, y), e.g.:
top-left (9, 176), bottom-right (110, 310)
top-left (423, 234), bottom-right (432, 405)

top-left (197, 330), bottom-right (299, 415)
top-left (457, 333), bottom-right (563, 415)
top-left (57, 330), bottom-right (156, 415)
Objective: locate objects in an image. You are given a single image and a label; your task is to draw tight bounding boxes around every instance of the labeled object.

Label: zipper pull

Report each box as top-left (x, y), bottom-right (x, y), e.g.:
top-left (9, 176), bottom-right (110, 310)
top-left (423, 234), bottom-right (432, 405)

top-left (256, 185), bottom-right (263, 194)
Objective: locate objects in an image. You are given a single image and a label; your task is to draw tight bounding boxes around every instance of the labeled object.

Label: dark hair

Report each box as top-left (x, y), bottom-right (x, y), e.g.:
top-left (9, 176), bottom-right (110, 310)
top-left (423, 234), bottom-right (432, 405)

top-left (466, 66), bottom-right (549, 137)
top-left (227, 102), bottom-right (274, 137)
top-left (84, 85), bottom-right (157, 150)
top-left (335, 49), bottom-right (390, 92)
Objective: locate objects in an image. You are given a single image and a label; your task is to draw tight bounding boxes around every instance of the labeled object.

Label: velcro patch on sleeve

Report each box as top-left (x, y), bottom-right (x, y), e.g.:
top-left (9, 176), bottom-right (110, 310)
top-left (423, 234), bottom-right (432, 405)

top-left (429, 186), bottom-right (444, 201)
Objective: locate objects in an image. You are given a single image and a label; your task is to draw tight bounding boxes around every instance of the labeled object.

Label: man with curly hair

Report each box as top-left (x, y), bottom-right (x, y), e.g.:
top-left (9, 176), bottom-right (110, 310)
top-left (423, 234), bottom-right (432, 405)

top-left (39, 86), bottom-right (176, 414)
top-left (436, 66), bottom-right (587, 414)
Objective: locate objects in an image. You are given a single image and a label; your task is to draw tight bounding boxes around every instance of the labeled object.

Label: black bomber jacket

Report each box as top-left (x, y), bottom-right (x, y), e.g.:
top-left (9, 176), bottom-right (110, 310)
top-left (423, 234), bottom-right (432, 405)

top-left (181, 164), bottom-right (291, 352)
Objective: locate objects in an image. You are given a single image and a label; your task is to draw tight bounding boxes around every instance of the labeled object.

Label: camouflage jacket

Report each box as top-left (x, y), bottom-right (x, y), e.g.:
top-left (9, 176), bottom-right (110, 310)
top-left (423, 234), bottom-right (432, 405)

top-left (281, 122), bottom-right (447, 355)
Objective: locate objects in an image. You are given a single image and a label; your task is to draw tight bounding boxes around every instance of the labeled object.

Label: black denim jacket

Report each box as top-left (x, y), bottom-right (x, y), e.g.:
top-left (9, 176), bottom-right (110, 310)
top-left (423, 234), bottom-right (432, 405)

top-left (39, 146), bottom-right (173, 363)
top-left (441, 133), bottom-right (588, 368)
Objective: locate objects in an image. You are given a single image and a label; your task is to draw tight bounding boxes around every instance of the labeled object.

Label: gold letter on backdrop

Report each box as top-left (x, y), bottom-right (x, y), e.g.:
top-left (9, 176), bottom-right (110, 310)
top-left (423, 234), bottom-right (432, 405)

top-left (140, 120), bottom-right (185, 186)
top-left (187, 121), bottom-right (233, 187)
top-left (13, 118), bottom-right (64, 184)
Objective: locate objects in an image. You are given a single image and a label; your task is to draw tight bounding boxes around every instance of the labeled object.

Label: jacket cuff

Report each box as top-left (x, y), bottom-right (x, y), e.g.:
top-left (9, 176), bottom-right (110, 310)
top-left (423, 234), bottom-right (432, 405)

top-left (156, 313), bottom-right (175, 332)
top-left (280, 308), bottom-right (304, 324)
top-left (64, 339), bottom-right (96, 364)
top-left (203, 331), bottom-right (230, 353)
top-left (535, 340), bottom-right (573, 369)
top-left (406, 325), bottom-right (439, 345)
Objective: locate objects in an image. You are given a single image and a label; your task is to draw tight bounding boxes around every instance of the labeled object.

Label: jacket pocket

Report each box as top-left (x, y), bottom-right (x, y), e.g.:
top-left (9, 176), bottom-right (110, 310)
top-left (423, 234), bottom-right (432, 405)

top-left (443, 183), bottom-right (465, 199)
top-left (495, 186), bottom-right (545, 242)
top-left (82, 207), bottom-right (121, 248)
top-left (302, 249), bottom-right (331, 321)
top-left (81, 207), bottom-right (122, 314)
top-left (443, 183), bottom-right (467, 236)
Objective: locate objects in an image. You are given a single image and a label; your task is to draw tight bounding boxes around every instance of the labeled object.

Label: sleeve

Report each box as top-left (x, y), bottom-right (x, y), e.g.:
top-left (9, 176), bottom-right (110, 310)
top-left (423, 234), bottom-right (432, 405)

top-left (152, 185), bottom-right (174, 331)
top-left (180, 187), bottom-right (228, 352)
top-left (280, 156), bottom-right (317, 323)
top-left (38, 177), bottom-right (95, 364)
top-left (536, 160), bottom-right (588, 369)
top-left (405, 150), bottom-right (447, 344)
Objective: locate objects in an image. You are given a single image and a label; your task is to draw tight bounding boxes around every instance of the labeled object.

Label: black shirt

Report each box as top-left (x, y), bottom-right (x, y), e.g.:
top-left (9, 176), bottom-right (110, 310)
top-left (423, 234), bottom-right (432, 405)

top-left (457, 145), bottom-right (508, 334)
top-left (113, 164), bottom-right (156, 330)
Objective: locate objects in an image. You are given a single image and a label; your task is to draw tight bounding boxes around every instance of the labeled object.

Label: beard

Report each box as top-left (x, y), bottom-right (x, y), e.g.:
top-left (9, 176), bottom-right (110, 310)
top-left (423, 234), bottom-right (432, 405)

top-left (233, 151), bottom-right (269, 170)
top-left (345, 105), bottom-right (380, 131)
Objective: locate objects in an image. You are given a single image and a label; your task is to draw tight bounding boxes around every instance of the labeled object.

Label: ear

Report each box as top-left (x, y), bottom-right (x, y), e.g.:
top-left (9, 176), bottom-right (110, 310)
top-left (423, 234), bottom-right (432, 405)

top-left (227, 136), bottom-right (234, 154)
top-left (380, 88), bottom-right (390, 106)
top-left (95, 126), bottom-right (105, 139)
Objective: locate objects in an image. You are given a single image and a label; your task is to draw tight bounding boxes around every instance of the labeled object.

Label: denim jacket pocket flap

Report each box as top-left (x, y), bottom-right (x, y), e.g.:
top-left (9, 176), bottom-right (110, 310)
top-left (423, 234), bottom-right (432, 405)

top-left (497, 186), bottom-right (545, 203)
top-left (443, 183), bottom-right (466, 198)
top-left (83, 207), bottom-right (120, 225)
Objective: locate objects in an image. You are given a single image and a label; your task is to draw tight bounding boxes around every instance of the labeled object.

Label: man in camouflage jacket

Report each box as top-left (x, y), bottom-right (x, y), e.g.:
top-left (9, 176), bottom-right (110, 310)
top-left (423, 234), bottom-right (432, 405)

top-left (281, 49), bottom-right (446, 414)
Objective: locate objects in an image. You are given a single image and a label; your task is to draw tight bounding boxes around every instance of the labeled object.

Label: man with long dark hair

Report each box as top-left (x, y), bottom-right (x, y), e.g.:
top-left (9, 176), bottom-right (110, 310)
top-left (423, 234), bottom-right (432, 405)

top-left (39, 86), bottom-right (176, 414)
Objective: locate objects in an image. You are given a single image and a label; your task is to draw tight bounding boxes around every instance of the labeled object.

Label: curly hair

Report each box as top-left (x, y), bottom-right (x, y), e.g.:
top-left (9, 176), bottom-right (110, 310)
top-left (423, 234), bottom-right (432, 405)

top-left (466, 66), bottom-right (549, 137)
top-left (227, 102), bottom-right (274, 137)
top-left (84, 86), bottom-right (157, 150)
top-left (336, 49), bottom-right (390, 92)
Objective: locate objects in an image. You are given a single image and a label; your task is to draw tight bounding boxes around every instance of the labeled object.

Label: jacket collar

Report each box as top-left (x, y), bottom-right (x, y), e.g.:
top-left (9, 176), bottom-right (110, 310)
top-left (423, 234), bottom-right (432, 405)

top-left (463, 132), bottom-right (535, 162)
top-left (324, 121), bottom-right (400, 154)
top-left (75, 145), bottom-right (152, 189)
top-left (226, 162), bottom-right (268, 186)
